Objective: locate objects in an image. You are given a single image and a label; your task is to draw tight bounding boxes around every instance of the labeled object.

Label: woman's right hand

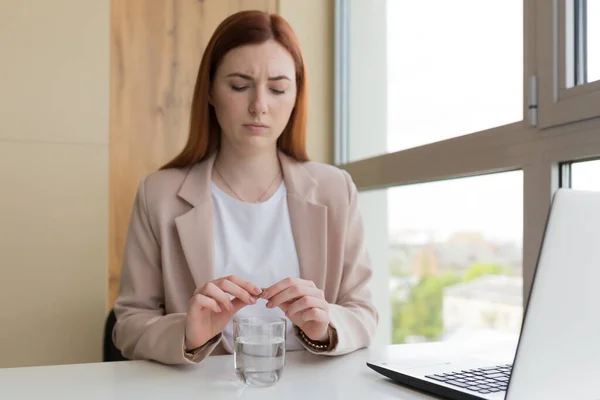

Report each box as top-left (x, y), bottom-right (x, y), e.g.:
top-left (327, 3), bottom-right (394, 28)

top-left (184, 275), bottom-right (263, 350)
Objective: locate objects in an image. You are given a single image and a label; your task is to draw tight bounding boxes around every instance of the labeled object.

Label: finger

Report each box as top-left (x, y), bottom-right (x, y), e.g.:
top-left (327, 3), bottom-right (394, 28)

top-left (267, 286), bottom-right (323, 309)
top-left (278, 301), bottom-right (290, 314)
top-left (297, 308), bottom-right (329, 323)
top-left (214, 298), bottom-right (248, 316)
top-left (286, 297), bottom-right (328, 318)
top-left (217, 279), bottom-right (257, 305)
top-left (231, 297), bottom-right (249, 313)
top-left (201, 282), bottom-right (234, 312)
top-left (190, 294), bottom-right (222, 314)
top-left (224, 275), bottom-right (262, 296)
top-left (263, 278), bottom-right (315, 301)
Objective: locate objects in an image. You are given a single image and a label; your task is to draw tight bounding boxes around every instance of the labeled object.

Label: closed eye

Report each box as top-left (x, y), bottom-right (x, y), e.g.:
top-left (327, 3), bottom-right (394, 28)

top-left (231, 84), bottom-right (286, 95)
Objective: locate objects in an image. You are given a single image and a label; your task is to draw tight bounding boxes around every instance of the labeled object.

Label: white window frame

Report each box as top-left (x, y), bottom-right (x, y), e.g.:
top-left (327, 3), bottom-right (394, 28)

top-left (335, 0), bottom-right (600, 346)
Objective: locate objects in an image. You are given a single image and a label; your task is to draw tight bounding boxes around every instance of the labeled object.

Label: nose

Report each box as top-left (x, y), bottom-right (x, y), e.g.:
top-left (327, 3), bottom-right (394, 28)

top-left (249, 87), bottom-right (268, 115)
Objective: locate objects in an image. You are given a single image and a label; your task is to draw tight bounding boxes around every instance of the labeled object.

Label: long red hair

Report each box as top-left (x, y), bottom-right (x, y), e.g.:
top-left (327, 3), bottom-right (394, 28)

top-left (161, 10), bottom-right (309, 170)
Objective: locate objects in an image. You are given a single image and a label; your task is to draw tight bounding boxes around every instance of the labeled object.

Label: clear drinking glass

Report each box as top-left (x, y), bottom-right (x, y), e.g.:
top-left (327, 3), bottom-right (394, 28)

top-left (233, 316), bottom-right (286, 387)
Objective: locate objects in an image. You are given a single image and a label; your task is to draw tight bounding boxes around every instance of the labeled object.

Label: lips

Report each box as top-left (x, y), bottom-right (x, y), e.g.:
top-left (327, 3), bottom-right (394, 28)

top-left (243, 123), bottom-right (269, 133)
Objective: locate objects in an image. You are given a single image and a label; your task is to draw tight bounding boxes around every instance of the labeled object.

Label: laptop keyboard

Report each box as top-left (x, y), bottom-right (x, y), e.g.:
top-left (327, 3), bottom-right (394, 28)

top-left (425, 364), bottom-right (512, 395)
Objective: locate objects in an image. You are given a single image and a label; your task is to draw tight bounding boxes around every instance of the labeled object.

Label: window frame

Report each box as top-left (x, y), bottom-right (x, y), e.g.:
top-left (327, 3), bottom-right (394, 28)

top-left (334, 0), bottom-right (600, 345)
top-left (537, 0), bottom-right (600, 128)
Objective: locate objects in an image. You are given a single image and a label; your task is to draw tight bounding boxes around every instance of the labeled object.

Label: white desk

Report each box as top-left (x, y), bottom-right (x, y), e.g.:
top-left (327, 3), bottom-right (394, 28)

top-left (0, 339), bottom-right (517, 400)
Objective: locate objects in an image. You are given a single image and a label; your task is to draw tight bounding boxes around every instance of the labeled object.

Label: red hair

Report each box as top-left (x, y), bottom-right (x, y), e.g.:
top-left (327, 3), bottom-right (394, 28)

top-left (161, 10), bottom-right (309, 170)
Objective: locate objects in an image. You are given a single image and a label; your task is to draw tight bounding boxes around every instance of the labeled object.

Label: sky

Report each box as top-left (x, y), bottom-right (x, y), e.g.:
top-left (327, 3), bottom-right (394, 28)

top-left (384, 0), bottom-right (523, 243)
top-left (387, 171), bottom-right (523, 243)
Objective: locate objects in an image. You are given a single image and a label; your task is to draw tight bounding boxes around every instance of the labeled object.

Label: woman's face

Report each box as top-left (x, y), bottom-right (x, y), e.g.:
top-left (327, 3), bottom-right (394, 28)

top-left (210, 39), bottom-right (298, 155)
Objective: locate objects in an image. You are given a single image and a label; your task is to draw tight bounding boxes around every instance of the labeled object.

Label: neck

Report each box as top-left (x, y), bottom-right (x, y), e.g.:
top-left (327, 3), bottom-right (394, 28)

top-left (212, 144), bottom-right (282, 202)
top-left (215, 144), bottom-right (280, 180)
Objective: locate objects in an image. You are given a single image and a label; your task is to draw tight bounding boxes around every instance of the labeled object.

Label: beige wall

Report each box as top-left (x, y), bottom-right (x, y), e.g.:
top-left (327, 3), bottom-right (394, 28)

top-left (279, 0), bottom-right (334, 164)
top-left (0, 0), bottom-right (332, 369)
top-left (0, 1), bottom-right (109, 368)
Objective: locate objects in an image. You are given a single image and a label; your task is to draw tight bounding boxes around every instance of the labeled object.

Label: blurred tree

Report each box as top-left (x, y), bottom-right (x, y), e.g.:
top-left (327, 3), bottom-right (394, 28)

top-left (391, 262), bottom-right (514, 343)
top-left (390, 257), bottom-right (407, 277)
top-left (392, 272), bottom-right (460, 343)
top-left (463, 263), bottom-right (513, 282)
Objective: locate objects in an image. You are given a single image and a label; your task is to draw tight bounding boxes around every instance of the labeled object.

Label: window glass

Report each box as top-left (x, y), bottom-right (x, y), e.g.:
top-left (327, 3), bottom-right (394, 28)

top-left (346, 0), bottom-right (523, 161)
top-left (571, 159), bottom-right (600, 191)
top-left (386, 171), bottom-right (524, 343)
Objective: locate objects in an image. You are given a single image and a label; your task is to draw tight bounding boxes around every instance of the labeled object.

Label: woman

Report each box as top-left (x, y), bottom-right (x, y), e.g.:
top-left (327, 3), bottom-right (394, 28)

top-left (113, 10), bottom-right (378, 365)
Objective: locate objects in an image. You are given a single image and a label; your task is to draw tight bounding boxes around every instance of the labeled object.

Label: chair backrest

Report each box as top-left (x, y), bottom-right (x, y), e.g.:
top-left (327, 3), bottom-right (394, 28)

top-left (103, 308), bottom-right (128, 362)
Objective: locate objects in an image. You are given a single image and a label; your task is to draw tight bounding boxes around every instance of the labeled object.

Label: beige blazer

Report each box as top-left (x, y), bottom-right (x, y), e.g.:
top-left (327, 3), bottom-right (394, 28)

top-left (113, 151), bottom-right (378, 365)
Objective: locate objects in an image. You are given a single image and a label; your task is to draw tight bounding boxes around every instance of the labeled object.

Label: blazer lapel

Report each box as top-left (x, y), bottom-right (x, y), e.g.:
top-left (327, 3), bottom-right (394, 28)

top-left (279, 152), bottom-right (328, 289)
top-left (175, 154), bottom-right (217, 286)
top-left (175, 205), bottom-right (214, 285)
top-left (287, 197), bottom-right (328, 288)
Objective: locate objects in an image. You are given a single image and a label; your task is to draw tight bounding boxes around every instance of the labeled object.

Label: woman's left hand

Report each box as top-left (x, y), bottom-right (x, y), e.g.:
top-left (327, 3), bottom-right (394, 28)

top-left (262, 278), bottom-right (331, 342)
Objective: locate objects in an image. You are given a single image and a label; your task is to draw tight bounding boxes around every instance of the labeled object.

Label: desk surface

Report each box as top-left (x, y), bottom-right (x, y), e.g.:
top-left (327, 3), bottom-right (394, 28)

top-left (0, 339), bottom-right (517, 400)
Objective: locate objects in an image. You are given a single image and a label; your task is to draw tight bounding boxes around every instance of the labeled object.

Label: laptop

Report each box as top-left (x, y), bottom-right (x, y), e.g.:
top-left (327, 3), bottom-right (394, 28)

top-left (367, 189), bottom-right (600, 400)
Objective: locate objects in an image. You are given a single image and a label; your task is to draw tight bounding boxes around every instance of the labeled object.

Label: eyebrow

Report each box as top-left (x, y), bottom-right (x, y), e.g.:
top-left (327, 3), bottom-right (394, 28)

top-left (226, 72), bottom-right (292, 82)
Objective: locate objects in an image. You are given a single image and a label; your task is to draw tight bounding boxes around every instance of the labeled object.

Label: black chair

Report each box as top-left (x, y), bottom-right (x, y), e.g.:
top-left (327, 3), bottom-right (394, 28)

top-left (103, 308), bottom-right (128, 362)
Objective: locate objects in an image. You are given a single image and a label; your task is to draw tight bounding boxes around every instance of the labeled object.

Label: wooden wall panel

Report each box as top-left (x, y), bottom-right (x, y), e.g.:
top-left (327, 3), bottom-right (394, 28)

top-left (109, 0), bottom-right (277, 309)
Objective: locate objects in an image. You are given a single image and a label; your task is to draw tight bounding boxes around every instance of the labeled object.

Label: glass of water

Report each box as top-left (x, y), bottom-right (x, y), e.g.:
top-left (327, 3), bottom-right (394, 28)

top-left (233, 316), bottom-right (286, 387)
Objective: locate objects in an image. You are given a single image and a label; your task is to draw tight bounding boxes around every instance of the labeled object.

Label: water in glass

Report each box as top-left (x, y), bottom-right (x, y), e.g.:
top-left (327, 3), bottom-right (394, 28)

top-left (234, 335), bottom-right (285, 386)
top-left (233, 316), bottom-right (286, 387)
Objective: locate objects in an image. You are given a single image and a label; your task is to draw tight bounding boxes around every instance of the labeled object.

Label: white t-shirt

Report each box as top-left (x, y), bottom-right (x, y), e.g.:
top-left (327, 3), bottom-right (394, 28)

top-left (211, 181), bottom-right (303, 351)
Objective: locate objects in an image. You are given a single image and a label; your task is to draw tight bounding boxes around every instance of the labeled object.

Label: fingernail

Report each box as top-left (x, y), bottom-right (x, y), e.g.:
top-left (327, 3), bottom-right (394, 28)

top-left (254, 286), bottom-right (262, 295)
top-left (266, 301), bottom-right (272, 308)
top-left (261, 291), bottom-right (269, 299)
top-left (249, 297), bottom-right (256, 304)
top-left (216, 306), bottom-right (222, 313)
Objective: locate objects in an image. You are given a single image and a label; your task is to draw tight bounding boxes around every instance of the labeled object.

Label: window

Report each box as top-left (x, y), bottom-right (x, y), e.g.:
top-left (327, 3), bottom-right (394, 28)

top-left (571, 160), bottom-right (600, 191)
top-left (586, 1), bottom-right (599, 83)
top-left (342, 0), bottom-right (523, 162)
top-left (566, 0), bottom-right (600, 86)
top-left (337, 0), bottom-right (600, 347)
top-left (537, 0), bottom-right (600, 128)
top-left (386, 172), bottom-right (523, 344)
top-left (386, 1), bottom-right (523, 154)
